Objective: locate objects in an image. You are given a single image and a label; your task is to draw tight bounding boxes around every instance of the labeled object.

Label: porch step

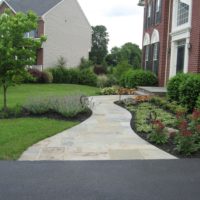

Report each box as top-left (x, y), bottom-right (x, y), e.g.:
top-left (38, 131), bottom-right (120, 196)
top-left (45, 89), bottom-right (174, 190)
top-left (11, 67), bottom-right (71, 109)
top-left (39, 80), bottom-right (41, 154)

top-left (136, 87), bottom-right (167, 97)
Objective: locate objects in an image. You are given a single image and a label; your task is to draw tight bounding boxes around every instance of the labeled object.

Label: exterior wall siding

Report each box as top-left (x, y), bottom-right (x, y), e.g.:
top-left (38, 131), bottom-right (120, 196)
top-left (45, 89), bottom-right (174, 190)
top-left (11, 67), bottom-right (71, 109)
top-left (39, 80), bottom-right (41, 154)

top-left (43, 0), bottom-right (92, 68)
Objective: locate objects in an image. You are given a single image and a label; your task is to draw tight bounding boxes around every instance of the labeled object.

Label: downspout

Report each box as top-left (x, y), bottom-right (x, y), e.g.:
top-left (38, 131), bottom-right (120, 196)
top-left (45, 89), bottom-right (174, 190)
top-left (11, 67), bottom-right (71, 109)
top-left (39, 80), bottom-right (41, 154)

top-left (164, 0), bottom-right (172, 85)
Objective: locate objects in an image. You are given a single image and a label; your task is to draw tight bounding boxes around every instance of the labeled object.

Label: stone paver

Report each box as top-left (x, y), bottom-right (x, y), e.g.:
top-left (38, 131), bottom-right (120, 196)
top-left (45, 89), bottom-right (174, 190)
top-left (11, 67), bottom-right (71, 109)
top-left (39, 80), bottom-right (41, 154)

top-left (19, 96), bottom-right (176, 160)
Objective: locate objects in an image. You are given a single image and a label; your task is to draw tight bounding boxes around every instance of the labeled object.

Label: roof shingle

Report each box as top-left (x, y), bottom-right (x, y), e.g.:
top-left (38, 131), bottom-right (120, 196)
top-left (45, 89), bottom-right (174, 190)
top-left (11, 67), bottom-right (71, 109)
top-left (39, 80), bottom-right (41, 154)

top-left (5, 0), bottom-right (63, 16)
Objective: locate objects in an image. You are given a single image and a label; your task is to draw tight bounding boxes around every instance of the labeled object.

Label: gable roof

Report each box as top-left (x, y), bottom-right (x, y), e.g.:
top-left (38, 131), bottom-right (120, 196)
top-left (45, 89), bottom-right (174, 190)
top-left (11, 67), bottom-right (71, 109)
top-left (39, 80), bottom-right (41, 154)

top-left (5, 0), bottom-right (63, 16)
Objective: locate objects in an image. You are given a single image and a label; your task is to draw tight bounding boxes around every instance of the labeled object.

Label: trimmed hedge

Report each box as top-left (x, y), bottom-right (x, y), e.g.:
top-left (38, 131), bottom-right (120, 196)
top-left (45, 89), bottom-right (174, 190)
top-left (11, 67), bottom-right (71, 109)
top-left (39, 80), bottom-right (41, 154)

top-left (179, 74), bottom-right (200, 111)
top-left (167, 73), bottom-right (200, 111)
top-left (167, 73), bottom-right (190, 102)
top-left (50, 67), bottom-right (97, 86)
top-left (120, 69), bottom-right (158, 88)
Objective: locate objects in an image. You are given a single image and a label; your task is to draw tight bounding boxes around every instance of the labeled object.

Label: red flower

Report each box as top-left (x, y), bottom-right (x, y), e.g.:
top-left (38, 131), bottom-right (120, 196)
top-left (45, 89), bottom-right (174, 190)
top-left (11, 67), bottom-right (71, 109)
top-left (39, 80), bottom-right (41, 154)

top-left (152, 120), bottom-right (165, 131)
top-left (182, 130), bottom-right (192, 137)
top-left (179, 120), bottom-right (188, 131)
top-left (191, 109), bottom-right (200, 121)
top-left (196, 125), bottom-right (200, 132)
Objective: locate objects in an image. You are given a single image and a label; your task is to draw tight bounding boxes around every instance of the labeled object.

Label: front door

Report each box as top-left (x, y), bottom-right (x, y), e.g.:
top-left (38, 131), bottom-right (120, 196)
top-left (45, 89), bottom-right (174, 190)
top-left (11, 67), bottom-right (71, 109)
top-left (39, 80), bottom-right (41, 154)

top-left (176, 40), bottom-right (186, 73)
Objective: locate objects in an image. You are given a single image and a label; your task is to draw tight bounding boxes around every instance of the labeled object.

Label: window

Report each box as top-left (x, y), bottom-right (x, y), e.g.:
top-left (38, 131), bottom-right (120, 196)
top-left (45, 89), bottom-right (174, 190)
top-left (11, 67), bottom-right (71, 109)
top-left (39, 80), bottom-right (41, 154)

top-left (148, 3), bottom-right (151, 18)
top-left (177, 0), bottom-right (189, 26)
top-left (153, 43), bottom-right (159, 75)
top-left (153, 43), bottom-right (158, 61)
top-left (145, 46), bottom-right (149, 62)
top-left (155, 0), bottom-right (162, 24)
top-left (24, 30), bottom-right (38, 38)
top-left (156, 0), bottom-right (161, 12)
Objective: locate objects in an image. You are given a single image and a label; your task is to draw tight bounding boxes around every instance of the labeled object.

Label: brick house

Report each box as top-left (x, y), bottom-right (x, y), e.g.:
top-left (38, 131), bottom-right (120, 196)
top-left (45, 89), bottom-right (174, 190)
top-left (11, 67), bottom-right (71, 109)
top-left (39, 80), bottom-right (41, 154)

top-left (138, 0), bottom-right (200, 86)
top-left (0, 0), bottom-right (92, 70)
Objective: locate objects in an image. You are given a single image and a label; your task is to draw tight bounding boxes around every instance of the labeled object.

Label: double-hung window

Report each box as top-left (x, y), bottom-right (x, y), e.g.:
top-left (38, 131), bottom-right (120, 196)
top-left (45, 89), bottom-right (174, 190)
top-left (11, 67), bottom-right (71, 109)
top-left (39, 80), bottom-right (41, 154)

top-left (177, 0), bottom-right (189, 26)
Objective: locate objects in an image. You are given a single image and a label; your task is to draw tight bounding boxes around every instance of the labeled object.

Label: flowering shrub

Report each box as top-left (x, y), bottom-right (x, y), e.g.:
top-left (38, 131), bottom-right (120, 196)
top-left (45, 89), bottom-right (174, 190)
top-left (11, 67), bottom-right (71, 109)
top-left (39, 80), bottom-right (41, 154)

top-left (175, 109), bottom-right (200, 155)
top-left (148, 120), bottom-right (168, 144)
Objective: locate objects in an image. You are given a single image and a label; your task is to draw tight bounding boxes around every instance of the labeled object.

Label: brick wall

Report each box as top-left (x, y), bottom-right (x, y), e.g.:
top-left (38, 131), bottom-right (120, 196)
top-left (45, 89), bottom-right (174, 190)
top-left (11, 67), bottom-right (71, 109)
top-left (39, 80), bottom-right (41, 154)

top-left (143, 0), bottom-right (171, 86)
top-left (188, 0), bottom-right (200, 73)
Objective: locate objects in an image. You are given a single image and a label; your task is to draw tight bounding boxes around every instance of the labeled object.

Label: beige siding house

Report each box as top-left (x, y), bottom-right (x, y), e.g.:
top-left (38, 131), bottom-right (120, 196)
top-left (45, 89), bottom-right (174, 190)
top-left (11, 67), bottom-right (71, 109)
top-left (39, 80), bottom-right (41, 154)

top-left (0, 0), bottom-right (92, 69)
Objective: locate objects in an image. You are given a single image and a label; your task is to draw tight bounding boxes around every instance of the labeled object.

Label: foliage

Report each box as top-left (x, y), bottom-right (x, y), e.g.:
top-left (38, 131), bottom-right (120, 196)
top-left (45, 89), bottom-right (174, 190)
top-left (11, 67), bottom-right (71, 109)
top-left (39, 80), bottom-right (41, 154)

top-left (97, 75), bottom-right (110, 88)
top-left (100, 87), bottom-right (118, 95)
top-left (93, 65), bottom-right (107, 75)
top-left (196, 96), bottom-right (200, 109)
top-left (79, 69), bottom-right (97, 86)
top-left (126, 103), bottom-right (176, 134)
top-left (56, 56), bottom-right (67, 68)
top-left (105, 43), bottom-right (142, 68)
top-left (0, 118), bottom-right (77, 160)
top-left (113, 61), bottom-right (133, 80)
top-left (120, 69), bottom-right (158, 88)
top-left (150, 96), bottom-right (188, 114)
top-left (89, 25), bottom-right (109, 64)
top-left (50, 67), bottom-right (97, 86)
top-left (23, 95), bottom-right (90, 118)
top-left (0, 10), bottom-right (46, 110)
top-left (148, 120), bottom-right (168, 144)
top-left (179, 74), bottom-right (200, 111)
top-left (78, 58), bottom-right (93, 70)
top-left (27, 68), bottom-right (53, 83)
top-left (167, 73), bottom-right (190, 102)
top-left (174, 109), bottom-right (200, 155)
top-left (0, 105), bottom-right (22, 119)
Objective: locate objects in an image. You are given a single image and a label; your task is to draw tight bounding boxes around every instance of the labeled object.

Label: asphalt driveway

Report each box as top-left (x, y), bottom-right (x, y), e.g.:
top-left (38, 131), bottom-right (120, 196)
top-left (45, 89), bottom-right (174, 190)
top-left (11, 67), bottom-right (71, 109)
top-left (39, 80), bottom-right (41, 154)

top-left (0, 160), bottom-right (200, 200)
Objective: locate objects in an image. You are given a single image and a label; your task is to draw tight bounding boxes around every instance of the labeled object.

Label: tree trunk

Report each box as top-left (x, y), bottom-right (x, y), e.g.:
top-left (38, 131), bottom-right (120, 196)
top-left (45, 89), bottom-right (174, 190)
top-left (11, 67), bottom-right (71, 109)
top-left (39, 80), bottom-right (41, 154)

top-left (3, 85), bottom-right (7, 111)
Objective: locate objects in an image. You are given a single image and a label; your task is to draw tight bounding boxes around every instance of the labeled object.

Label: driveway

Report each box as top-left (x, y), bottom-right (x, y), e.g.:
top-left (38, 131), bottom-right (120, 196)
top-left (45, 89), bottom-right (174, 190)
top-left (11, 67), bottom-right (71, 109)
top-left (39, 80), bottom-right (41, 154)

top-left (20, 96), bottom-right (176, 160)
top-left (0, 160), bottom-right (200, 200)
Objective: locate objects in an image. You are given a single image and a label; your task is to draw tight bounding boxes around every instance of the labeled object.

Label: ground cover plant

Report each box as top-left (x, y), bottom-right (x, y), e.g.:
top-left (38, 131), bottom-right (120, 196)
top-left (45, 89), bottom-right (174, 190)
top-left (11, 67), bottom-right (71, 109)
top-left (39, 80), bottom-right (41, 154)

top-left (117, 98), bottom-right (200, 158)
top-left (0, 118), bottom-right (78, 160)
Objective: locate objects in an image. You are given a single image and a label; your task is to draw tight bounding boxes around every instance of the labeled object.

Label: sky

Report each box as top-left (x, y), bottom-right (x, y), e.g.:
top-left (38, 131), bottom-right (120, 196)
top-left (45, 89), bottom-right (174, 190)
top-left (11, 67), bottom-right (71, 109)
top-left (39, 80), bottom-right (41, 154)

top-left (77, 0), bottom-right (144, 50)
top-left (0, 0), bottom-right (144, 50)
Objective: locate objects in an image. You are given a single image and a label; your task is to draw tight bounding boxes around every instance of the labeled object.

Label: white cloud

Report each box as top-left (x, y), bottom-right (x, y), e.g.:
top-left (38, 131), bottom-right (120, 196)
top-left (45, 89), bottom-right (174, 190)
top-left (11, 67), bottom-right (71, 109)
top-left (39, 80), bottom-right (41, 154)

top-left (77, 0), bottom-right (144, 50)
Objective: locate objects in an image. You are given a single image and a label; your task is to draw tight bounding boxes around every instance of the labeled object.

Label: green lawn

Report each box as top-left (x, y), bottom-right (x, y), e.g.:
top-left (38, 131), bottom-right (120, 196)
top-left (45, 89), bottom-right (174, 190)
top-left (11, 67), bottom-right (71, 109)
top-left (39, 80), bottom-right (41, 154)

top-left (0, 118), bottom-right (78, 160)
top-left (0, 84), bottom-right (99, 108)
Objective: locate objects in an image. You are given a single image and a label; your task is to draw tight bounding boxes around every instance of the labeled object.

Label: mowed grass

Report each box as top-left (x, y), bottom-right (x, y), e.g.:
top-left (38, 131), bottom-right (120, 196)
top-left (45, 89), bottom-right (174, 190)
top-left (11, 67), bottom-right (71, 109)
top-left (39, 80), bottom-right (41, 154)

top-left (0, 84), bottom-right (99, 160)
top-left (0, 118), bottom-right (78, 160)
top-left (0, 84), bottom-right (99, 108)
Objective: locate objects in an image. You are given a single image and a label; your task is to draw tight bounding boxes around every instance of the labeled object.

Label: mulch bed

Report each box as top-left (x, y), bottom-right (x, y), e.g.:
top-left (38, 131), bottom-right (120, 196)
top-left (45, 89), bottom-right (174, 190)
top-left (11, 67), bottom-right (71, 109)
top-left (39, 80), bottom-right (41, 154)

top-left (116, 101), bottom-right (200, 159)
top-left (1, 109), bottom-right (92, 123)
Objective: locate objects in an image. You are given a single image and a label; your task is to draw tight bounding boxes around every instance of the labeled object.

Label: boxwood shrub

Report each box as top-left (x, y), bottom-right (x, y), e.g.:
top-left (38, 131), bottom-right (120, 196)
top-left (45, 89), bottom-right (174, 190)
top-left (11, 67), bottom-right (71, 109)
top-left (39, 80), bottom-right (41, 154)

top-left (120, 69), bottom-right (158, 88)
top-left (179, 74), bottom-right (200, 111)
top-left (167, 73), bottom-right (190, 102)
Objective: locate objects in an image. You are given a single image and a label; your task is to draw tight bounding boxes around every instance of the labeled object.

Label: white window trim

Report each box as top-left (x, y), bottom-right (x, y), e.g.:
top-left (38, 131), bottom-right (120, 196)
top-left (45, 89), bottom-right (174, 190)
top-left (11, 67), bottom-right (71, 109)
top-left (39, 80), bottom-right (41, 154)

top-left (171, 0), bottom-right (192, 34)
top-left (169, 0), bottom-right (192, 78)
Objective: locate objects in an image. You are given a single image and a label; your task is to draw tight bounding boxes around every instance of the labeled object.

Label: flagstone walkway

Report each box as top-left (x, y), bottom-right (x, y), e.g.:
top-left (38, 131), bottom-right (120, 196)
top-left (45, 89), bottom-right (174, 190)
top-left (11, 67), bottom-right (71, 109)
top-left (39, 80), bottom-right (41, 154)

top-left (19, 96), bottom-right (176, 160)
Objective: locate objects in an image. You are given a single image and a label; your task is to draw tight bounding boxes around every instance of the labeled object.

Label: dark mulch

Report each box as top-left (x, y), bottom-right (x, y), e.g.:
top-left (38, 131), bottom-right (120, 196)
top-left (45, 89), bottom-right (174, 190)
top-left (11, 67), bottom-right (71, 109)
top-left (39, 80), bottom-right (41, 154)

top-left (0, 109), bottom-right (92, 123)
top-left (116, 101), bottom-right (200, 159)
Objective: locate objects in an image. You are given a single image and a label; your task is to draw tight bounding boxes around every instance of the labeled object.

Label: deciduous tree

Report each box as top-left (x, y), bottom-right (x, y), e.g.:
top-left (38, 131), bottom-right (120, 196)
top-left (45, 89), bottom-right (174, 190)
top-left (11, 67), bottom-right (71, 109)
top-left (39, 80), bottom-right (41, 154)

top-left (0, 10), bottom-right (46, 110)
